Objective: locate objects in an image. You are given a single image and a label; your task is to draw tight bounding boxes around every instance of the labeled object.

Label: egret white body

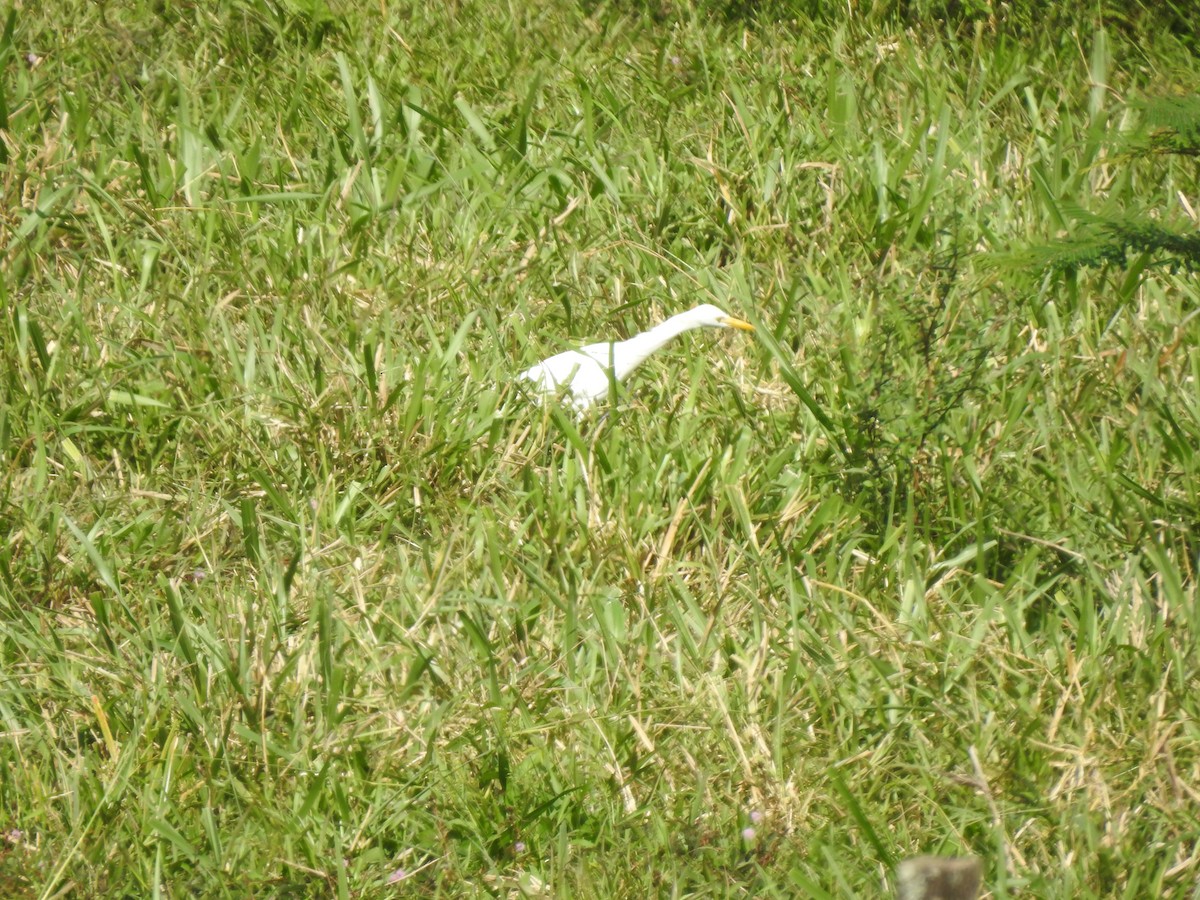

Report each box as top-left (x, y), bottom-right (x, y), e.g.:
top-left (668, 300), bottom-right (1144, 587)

top-left (518, 303), bottom-right (755, 411)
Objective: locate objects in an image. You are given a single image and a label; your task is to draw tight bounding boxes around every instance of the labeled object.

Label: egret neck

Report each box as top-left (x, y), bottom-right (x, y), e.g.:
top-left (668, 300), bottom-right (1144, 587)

top-left (606, 308), bottom-right (725, 382)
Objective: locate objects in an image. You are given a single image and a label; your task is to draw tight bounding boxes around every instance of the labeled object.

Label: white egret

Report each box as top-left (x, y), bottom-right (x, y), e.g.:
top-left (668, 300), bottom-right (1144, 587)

top-left (518, 303), bottom-right (755, 411)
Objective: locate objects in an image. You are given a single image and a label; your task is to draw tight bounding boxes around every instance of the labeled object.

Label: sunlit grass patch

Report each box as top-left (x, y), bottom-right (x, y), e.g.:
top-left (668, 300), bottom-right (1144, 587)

top-left (2, 1), bottom-right (1198, 897)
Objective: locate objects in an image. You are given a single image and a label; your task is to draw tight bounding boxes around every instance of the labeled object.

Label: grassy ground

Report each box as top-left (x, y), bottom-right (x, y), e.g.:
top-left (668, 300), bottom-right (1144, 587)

top-left (2, 1), bottom-right (1199, 896)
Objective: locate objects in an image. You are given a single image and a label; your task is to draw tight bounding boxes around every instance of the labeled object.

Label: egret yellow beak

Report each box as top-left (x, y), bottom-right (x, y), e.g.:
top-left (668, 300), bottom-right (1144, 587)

top-left (721, 316), bottom-right (755, 332)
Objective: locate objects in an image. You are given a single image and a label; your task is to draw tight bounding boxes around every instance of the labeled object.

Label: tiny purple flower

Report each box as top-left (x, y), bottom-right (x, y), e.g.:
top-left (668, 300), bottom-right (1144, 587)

top-left (387, 868), bottom-right (408, 883)
top-left (741, 826), bottom-right (756, 842)
top-left (514, 841), bottom-right (526, 853)
top-left (749, 810), bottom-right (763, 824)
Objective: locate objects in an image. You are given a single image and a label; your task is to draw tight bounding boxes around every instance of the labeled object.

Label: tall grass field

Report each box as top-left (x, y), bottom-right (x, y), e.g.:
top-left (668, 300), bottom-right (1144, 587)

top-left (2, 1), bottom-right (1199, 896)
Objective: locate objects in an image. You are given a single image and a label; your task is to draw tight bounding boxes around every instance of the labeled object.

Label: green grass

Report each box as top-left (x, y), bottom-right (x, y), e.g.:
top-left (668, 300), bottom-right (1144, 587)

top-left (2, 1), bottom-right (1199, 896)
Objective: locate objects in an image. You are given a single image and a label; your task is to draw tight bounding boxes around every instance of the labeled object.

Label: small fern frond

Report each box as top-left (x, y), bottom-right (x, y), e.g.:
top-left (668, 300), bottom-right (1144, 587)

top-left (1129, 94), bottom-right (1200, 156)
top-left (981, 216), bottom-right (1200, 277)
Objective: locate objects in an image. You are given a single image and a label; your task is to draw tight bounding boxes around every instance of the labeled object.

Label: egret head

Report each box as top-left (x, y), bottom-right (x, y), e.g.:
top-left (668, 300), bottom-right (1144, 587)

top-left (688, 303), bottom-right (756, 332)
